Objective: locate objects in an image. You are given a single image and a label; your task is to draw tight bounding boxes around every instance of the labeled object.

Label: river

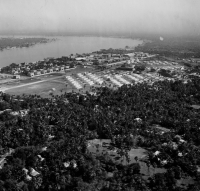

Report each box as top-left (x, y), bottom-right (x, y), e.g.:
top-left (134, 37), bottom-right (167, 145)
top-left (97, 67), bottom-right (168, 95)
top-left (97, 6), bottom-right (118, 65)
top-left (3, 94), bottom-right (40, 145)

top-left (0, 36), bottom-right (143, 67)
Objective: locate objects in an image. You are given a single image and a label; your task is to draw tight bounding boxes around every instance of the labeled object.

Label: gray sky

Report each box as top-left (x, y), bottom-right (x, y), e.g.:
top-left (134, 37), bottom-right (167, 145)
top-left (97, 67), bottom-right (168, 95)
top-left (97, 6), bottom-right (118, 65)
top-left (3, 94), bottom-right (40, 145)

top-left (0, 0), bottom-right (199, 36)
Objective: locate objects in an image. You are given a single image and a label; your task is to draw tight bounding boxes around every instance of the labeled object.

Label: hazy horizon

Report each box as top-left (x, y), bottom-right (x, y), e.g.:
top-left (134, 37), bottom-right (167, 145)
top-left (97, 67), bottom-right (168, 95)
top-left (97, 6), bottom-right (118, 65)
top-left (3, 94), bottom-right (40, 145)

top-left (0, 0), bottom-right (200, 38)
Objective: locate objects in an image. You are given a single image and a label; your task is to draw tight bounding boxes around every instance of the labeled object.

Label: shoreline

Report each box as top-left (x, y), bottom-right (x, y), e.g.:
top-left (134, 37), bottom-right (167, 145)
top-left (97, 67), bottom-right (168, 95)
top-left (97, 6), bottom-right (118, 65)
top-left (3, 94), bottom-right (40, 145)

top-left (0, 36), bottom-right (143, 68)
top-left (0, 37), bottom-right (57, 52)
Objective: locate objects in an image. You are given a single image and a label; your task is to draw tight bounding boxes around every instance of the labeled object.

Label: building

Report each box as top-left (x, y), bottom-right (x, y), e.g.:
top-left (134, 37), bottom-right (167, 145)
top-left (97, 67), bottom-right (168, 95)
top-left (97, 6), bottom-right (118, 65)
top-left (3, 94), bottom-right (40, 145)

top-left (123, 54), bottom-right (131, 58)
top-left (85, 62), bottom-right (93, 66)
top-left (13, 75), bottom-right (20, 79)
top-left (75, 57), bottom-right (86, 61)
top-left (60, 67), bottom-right (64, 71)
top-left (54, 67), bottom-right (59, 72)
top-left (70, 55), bottom-right (76, 59)
top-left (47, 68), bottom-right (53, 73)
top-left (112, 54), bottom-right (121, 58)
top-left (35, 71), bottom-right (41, 75)
top-left (41, 70), bottom-right (47, 74)
top-left (28, 72), bottom-right (34, 77)
top-left (65, 66), bottom-right (70, 69)
top-left (102, 54), bottom-right (111, 59)
top-left (12, 68), bottom-right (21, 75)
top-left (113, 58), bottom-right (120, 62)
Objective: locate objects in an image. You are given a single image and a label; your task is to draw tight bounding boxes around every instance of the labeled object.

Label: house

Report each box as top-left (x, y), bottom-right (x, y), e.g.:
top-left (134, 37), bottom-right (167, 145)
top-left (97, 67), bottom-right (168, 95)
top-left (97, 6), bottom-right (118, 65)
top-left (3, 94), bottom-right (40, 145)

top-left (108, 59), bottom-right (114, 63)
top-left (54, 67), bottom-right (59, 72)
top-left (112, 54), bottom-right (121, 58)
top-left (60, 67), bottom-right (64, 71)
top-left (113, 58), bottom-right (120, 61)
top-left (65, 66), bottom-right (70, 69)
top-left (70, 55), bottom-right (76, 59)
top-left (85, 62), bottom-right (93, 66)
top-left (87, 55), bottom-right (95, 60)
top-left (90, 53), bottom-right (98, 57)
top-left (75, 57), bottom-right (86, 61)
top-left (13, 75), bottom-right (20, 79)
top-left (47, 68), bottom-right (53, 73)
top-left (98, 59), bottom-right (106, 63)
top-left (76, 61), bottom-right (83, 64)
top-left (41, 70), bottom-right (47, 74)
top-left (12, 70), bottom-right (18, 75)
top-left (123, 54), bottom-right (131, 58)
top-left (35, 71), bottom-right (41, 75)
top-left (28, 72), bottom-right (34, 77)
top-left (102, 54), bottom-right (111, 59)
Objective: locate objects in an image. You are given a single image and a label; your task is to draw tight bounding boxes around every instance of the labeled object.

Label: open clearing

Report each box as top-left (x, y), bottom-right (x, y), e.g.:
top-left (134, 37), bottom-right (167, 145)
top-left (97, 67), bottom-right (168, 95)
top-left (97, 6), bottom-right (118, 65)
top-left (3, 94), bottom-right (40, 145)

top-left (6, 80), bottom-right (70, 97)
top-left (5, 77), bottom-right (95, 97)
top-left (87, 139), bottom-right (166, 178)
top-left (3, 66), bottom-right (96, 97)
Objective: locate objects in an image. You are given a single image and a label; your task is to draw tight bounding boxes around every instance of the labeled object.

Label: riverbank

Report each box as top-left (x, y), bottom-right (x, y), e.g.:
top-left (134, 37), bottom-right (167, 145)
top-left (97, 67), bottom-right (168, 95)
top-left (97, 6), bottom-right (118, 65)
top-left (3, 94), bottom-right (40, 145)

top-left (0, 37), bottom-right (56, 51)
top-left (0, 36), bottom-right (143, 67)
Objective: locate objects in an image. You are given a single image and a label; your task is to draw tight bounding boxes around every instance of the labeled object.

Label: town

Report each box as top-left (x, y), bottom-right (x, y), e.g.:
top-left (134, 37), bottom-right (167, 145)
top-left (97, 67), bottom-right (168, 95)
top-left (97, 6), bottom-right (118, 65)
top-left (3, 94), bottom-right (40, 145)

top-left (0, 46), bottom-right (195, 97)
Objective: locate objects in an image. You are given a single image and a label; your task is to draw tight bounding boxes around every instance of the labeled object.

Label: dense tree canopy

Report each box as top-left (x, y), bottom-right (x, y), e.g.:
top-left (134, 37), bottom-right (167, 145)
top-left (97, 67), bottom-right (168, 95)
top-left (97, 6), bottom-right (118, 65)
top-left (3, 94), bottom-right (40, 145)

top-left (0, 76), bottom-right (200, 190)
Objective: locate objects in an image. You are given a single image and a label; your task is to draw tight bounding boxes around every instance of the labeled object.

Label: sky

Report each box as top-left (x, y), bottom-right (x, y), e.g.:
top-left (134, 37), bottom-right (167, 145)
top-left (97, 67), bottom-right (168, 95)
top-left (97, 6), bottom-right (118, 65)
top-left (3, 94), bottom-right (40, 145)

top-left (0, 0), bottom-right (200, 37)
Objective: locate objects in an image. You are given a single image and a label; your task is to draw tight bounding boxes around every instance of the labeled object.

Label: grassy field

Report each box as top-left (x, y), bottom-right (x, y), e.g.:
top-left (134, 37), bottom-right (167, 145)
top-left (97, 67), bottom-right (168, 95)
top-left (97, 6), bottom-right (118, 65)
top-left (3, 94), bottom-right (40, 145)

top-left (6, 80), bottom-right (69, 97)
top-left (3, 66), bottom-right (97, 97)
top-left (87, 139), bottom-right (166, 179)
top-left (4, 65), bottom-right (133, 97)
top-left (5, 75), bottom-right (96, 97)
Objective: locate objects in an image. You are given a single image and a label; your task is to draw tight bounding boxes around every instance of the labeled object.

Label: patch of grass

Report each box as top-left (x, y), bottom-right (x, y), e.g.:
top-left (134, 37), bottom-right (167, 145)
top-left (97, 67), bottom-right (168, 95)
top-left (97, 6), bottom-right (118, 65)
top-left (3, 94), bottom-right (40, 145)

top-left (87, 139), bottom-right (166, 178)
top-left (20, 78), bottom-right (41, 84)
top-left (6, 81), bottom-right (68, 97)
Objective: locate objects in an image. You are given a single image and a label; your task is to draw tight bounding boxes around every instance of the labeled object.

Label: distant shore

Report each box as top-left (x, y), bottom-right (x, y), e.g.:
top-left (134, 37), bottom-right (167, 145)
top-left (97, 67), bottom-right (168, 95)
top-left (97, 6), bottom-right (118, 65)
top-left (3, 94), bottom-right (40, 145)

top-left (0, 36), bottom-right (142, 67)
top-left (0, 37), bottom-right (57, 51)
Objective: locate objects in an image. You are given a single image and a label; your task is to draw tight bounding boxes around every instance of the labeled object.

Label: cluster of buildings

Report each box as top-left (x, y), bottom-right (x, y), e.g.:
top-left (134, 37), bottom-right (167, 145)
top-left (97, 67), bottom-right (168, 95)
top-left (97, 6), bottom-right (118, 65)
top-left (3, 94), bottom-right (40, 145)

top-left (144, 61), bottom-right (185, 72)
top-left (182, 58), bottom-right (200, 64)
top-left (65, 70), bottom-right (177, 91)
top-left (66, 72), bottom-right (105, 90)
top-left (3, 50), bottom-right (153, 78)
top-left (143, 60), bottom-right (178, 66)
top-left (119, 58), bottom-right (186, 76)
top-left (1, 49), bottom-right (189, 84)
top-left (10, 58), bottom-right (74, 78)
top-left (27, 65), bottom-right (72, 77)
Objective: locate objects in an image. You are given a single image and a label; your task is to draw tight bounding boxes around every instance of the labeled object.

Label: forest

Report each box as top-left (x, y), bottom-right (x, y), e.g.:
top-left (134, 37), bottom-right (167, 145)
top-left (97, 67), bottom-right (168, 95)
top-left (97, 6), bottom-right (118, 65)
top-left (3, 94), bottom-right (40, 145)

top-left (135, 38), bottom-right (200, 58)
top-left (0, 75), bottom-right (200, 190)
top-left (0, 38), bottom-right (52, 51)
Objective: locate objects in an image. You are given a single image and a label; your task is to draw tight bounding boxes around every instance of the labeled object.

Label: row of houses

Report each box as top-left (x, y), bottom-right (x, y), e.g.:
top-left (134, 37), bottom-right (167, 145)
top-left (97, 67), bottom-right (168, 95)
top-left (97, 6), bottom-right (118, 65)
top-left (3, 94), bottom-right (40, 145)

top-left (75, 56), bottom-right (128, 65)
top-left (8, 51), bottom-right (133, 76)
top-left (11, 62), bottom-right (74, 75)
top-left (27, 65), bottom-right (72, 77)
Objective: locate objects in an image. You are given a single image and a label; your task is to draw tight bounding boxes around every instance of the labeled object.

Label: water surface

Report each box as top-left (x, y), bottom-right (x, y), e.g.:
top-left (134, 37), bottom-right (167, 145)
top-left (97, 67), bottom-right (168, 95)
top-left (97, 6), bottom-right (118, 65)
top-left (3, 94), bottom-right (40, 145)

top-left (0, 36), bottom-right (143, 67)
